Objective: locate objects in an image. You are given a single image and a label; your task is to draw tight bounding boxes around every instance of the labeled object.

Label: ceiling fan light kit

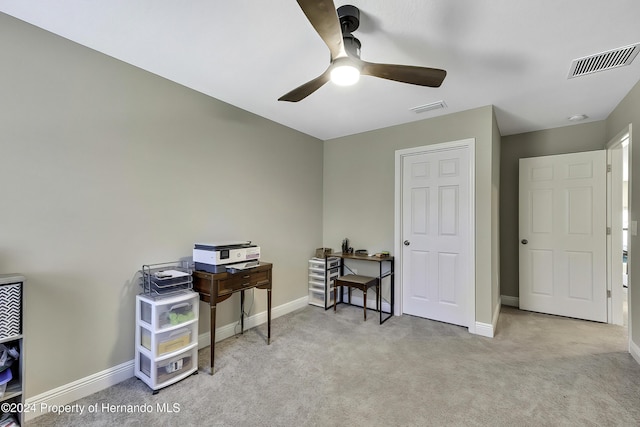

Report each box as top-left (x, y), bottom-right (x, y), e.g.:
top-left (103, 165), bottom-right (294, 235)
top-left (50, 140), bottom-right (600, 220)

top-left (330, 57), bottom-right (361, 86)
top-left (330, 63), bottom-right (360, 86)
top-left (278, 1), bottom-right (446, 102)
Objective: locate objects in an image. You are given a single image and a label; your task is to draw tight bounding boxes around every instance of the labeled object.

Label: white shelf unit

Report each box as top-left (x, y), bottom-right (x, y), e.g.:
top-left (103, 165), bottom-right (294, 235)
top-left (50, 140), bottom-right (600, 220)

top-left (135, 290), bottom-right (199, 393)
top-left (0, 274), bottom-right (24, 426)
top-left (308, 257), bottom-right (340, 309)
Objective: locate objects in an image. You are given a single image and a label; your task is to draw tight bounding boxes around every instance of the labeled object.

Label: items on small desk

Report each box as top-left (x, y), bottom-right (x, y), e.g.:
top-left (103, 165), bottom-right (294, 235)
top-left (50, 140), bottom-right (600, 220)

top-left (341, 238), bottom-right (354, 254)
top-left (225, 261), bottom-right (260, 272)
top-left (193, 241), bottom-right (261, 273)
top-left (315, 247), bottom-right (333, 258)
top-left (373, 251), bottom-right (390, 258)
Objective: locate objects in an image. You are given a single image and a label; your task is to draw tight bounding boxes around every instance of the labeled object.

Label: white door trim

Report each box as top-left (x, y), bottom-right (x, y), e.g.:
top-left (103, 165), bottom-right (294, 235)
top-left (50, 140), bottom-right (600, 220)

top-left (605, 126), bottom-right (632, 331)
top-left (394, 138), bottom-right (476, 332)
top-left (606, 129), bottom-right (628, 325)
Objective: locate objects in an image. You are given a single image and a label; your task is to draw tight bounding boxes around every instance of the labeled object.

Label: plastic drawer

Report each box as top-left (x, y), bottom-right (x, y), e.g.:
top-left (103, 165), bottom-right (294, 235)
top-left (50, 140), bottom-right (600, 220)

top-left (139, 346), bottom-right (197, 388)
top-left (309, 267), bottom-right (340, 276)
top-left (309, 280), bottom-right (325, 291)
top-left (309, 272), bottom-right (325, 281)
top-left (139, 291), bottom-right (199, 331)
top-left (309, 270), bottom-right (339, 281)
top-left (309, 257), bottom-right (340, 269)
top-left (309, 276), bottom-right (336, 285)
top-left (308, 288), bottom-right (334, 307)
top-left (140, 323), bottom-right (196, 356)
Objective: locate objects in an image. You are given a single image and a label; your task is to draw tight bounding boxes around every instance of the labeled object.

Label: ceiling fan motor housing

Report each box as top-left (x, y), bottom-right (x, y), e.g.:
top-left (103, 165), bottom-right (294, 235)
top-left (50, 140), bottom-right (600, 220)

top-left (343, 33), bottom-right (361, 59)
top-left (337, 5), bottom-right (361, 59)
top-left (337, 5), bottom-right (360, 33)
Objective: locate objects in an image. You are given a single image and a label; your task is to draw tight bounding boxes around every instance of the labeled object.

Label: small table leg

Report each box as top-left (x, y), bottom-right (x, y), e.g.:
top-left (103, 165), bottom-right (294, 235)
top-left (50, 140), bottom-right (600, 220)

top-left (267, 287), bottom-right (272, 344)
top-left (240, 290), bottom-right (245, 334)
top-left (210, 304), bottom-right (217, 375)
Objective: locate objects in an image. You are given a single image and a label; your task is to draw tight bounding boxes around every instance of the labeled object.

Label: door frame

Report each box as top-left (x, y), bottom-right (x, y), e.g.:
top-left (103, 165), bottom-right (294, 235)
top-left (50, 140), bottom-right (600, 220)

top-left (394, 138), bottom-right (476, 332)
top-left (606, 125), bottom-right (632, 327)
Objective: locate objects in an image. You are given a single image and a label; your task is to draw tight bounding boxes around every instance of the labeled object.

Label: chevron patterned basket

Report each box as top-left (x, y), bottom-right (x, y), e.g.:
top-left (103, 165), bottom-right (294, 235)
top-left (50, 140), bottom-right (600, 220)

top-left (0, 283), bottom-right (21, 339)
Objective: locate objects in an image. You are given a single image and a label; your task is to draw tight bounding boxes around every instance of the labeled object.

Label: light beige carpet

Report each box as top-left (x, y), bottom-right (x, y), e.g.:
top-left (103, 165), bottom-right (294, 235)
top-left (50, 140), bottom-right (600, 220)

top-left (27, 305), bottom-right (640, 426)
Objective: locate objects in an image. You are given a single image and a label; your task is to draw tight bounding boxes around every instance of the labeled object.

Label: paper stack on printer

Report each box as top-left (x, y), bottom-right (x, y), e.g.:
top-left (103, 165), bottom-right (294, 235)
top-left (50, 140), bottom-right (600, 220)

top-left (193, 241), bottom-right (260, 273)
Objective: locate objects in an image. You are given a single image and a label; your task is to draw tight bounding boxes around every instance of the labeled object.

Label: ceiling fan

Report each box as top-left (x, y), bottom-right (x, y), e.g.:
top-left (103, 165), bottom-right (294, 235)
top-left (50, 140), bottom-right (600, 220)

top-left (278, 0), bottom-right (447, 102)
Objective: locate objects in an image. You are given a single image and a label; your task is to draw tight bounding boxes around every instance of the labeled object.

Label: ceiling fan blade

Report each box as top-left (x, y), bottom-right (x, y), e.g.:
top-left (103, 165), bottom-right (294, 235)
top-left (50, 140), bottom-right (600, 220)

top-left (278, 68), bottom-right (331, 102)
top-left (296, 0), bottom-right (345, 59)
top-left (360, 61), bottom-right (447, 87)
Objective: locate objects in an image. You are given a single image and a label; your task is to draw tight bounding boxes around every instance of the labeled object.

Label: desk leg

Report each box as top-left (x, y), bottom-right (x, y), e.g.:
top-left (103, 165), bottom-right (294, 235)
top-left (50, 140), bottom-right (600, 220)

top-left (379, 262), bottom-right (383, 324)
top-left (240, 290), bottom-right (245, 334)
top-left (210, 304), bottom-right (217, 375)
top-left (363, 287), bottom-right (367, 321)
top-left (267, 287), bottom-right (272, 345)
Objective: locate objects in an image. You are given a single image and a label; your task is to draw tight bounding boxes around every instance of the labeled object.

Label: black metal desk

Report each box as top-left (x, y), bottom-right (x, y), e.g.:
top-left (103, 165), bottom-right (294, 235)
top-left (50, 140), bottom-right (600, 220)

top-left (330, 253), bottom-right (394, 324)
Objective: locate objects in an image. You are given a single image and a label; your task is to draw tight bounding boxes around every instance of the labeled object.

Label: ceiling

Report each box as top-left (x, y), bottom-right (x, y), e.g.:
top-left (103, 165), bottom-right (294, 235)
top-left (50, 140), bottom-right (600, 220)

top-left (2, 0), bottom-right (640, 140)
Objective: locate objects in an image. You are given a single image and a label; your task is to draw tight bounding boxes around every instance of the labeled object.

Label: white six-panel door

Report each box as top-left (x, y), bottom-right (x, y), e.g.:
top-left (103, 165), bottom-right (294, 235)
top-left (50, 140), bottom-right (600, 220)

top-left (519, 151), bottom-right (607, 322)
top-left (401, 144), bottom-right (471, 327)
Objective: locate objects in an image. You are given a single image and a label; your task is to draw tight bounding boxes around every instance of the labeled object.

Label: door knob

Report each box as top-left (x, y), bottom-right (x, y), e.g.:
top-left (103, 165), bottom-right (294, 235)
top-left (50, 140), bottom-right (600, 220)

top-left (404, 240), bottom-right (410, 246)
top-left (521, 239), bottom-right (528, 244)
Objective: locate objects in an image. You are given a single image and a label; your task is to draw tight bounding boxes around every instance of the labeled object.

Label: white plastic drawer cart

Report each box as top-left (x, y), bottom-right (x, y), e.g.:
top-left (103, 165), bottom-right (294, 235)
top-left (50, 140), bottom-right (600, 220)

top-left (135, 262), bottom-right (199, 393)
top-left (308, 257), bottom-right (340, 309)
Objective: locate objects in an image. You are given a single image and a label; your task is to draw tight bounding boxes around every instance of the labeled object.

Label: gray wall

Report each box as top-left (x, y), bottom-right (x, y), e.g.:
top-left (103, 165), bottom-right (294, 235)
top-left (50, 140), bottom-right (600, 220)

top-left (606, 78), bottom-right (640, 347)
top-left (499, 121), bottom-right (607, 298)
top-left (323, 105), bottom-right (500, 325)
top-left (491, 109), bottom-right (502, 314)
top-left (0, 14), bottom-right (323, 397)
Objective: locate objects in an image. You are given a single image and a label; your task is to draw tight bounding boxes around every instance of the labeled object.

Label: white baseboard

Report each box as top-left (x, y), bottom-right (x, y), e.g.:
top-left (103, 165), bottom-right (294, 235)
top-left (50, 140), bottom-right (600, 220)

top-left (198, 295), bottom-right (309, 349)
top-left (24, 360), bottom-right (134, 421)
top-left (474, 299), bottom-right (501, 338)
top-left (630, 338), bottom-right (640, 366)
top-left (474, 322), bottom-right (493, 338)
top-left (501, 295), bottom-right (519, 307)
top-left (25, 294), bottom-right (309, 421)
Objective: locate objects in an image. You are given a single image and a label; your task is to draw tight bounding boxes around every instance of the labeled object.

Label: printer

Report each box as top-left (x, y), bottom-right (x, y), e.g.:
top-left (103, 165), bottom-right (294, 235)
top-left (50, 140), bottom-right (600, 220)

top-left (193, 241), bottom-right (260, 273)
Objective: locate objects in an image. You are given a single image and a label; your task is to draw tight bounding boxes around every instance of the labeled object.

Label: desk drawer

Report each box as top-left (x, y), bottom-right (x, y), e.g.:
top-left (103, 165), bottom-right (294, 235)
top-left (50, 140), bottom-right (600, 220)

top-left (218, 270), bottom-right (270, 295)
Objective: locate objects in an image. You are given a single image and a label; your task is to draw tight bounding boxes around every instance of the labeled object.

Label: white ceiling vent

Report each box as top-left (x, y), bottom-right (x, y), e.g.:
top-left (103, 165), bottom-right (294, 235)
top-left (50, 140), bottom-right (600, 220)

top-left (568, 43), bottom-right (640, 79)
top-left (410, 100), bottom-right (447, 114)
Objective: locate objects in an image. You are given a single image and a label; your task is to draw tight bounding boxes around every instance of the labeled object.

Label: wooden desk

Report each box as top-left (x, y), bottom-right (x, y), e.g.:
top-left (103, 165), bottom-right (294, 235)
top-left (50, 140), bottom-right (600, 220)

top-left (192, 262), bottom-right (272, 374)
top-left (331, 253), bottom-right (394, 324)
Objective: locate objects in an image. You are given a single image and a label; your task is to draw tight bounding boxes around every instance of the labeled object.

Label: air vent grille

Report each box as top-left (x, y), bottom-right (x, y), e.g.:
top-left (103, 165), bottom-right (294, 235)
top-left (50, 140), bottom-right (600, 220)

top-left (568, 43), bottom-right (640, 79)
top-left (410, 100), bottom-right (447, 114)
